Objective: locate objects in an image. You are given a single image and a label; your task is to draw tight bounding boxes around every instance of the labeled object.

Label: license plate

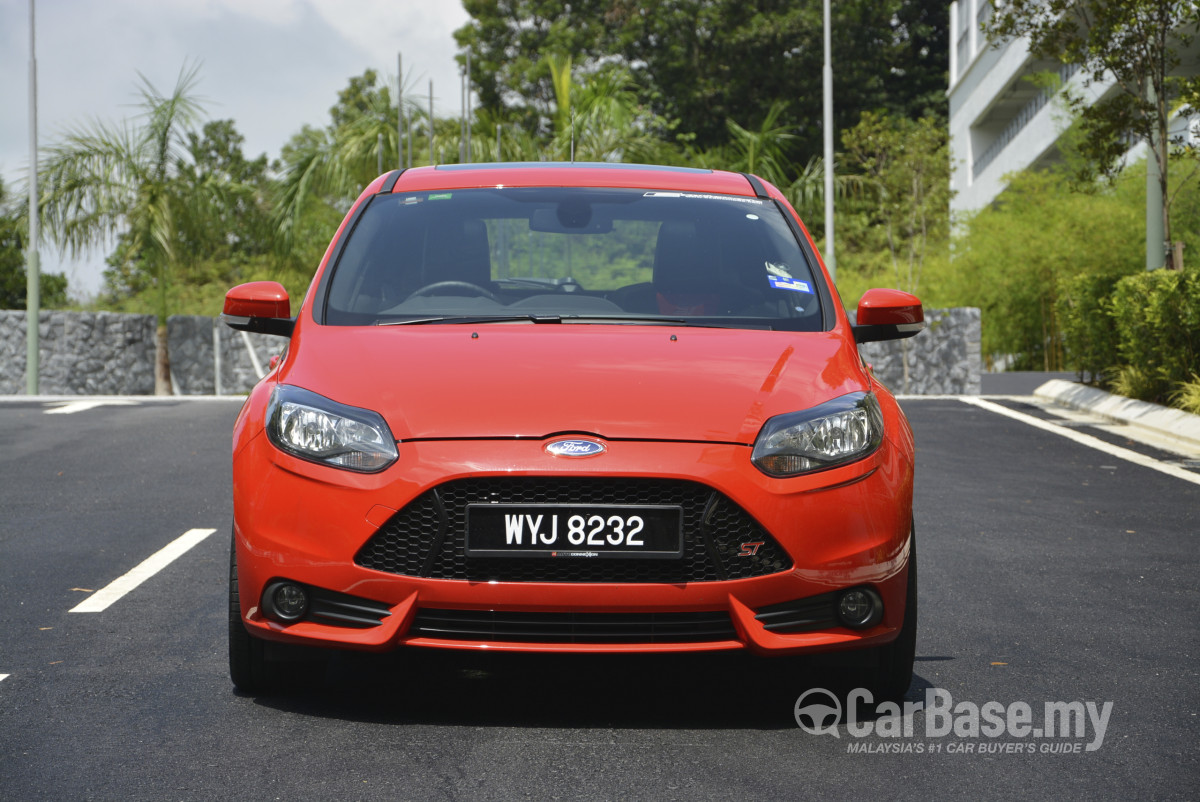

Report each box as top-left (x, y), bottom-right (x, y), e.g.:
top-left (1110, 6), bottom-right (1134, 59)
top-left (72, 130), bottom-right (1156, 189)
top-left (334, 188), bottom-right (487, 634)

top-left (466, 504), bottom-right (683, 559)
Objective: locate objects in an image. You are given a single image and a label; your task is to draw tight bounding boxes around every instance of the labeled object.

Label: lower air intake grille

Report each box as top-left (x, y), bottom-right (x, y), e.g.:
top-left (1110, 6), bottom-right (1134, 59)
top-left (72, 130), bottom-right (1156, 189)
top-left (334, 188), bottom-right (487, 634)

top-left (410, 608), bottom-right (738, 643)
top-left (753, 592), bottom-right (839, 634)
top-left (355, 477), bottom-right (791, 583)
top-left (307, 586), bottom-right (392, 628)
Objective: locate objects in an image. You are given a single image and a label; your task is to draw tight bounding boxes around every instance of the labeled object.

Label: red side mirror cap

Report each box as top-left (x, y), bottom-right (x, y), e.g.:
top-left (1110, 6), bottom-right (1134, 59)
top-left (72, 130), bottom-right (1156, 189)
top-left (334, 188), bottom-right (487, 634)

top-left (222, 281), bottom-right (294, 337)
top-left (854, 288), bottom-right (925, 343)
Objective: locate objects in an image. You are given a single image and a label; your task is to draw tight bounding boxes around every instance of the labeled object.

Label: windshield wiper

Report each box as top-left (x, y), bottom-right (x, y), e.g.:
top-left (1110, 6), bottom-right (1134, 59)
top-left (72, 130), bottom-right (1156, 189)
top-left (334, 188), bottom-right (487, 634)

top-left (376, 314), bottom-right (563, 326)
top-left (374, 314), bottom-right (751, 328)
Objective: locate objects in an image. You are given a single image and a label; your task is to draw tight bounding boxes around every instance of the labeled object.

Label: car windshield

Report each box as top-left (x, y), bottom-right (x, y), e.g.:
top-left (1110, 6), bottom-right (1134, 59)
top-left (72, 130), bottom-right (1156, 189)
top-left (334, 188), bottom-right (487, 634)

top-left (321, 186), bottom-right (825, 330)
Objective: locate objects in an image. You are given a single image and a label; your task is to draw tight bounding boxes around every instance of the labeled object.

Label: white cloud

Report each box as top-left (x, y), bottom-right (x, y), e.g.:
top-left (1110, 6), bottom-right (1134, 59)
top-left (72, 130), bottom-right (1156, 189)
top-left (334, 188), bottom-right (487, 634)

top-left (0, 0), bottom-right (471, 298)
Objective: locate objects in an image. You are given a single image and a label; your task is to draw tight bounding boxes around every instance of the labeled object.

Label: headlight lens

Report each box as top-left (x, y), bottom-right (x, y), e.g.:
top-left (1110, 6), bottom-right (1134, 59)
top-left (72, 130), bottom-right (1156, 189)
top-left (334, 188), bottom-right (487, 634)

top-left (751, 392), bottom-right (884, 477)
top-left (265, 385), bottom-right (398, 472)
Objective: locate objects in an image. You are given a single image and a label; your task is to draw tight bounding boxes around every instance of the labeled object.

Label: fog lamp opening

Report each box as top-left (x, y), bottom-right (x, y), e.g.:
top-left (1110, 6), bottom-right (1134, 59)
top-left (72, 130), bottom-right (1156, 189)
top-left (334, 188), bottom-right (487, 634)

top-left (836, 587), bottom-right (883, 629)
top-left (264, 581), bottom-right (309, 623)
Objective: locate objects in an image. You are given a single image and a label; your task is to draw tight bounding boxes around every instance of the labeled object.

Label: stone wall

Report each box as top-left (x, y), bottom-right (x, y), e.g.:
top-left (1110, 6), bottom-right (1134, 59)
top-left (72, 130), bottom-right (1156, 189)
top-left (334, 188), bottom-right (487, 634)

top-left (0, 311), bottom-right (156, 395)
top-left (2, 308), bottom-right (982, 396)
top-left (857, 307), bottom-right (982, 395)
top-left (166, 315), bottom-right (282, 396)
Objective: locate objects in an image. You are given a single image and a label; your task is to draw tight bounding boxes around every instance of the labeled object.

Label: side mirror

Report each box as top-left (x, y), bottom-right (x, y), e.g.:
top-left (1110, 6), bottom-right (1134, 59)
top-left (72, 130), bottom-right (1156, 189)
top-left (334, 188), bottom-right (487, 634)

top-left (853, 288), bottom-right (925, 344)
top-left (221, 281), bottom-right (295, 337)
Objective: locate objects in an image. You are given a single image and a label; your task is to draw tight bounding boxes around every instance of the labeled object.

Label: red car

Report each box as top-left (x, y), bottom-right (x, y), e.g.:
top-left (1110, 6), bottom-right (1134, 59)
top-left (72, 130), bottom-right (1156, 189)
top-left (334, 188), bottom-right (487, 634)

top-left (223, 163), bottom-right (923, 700)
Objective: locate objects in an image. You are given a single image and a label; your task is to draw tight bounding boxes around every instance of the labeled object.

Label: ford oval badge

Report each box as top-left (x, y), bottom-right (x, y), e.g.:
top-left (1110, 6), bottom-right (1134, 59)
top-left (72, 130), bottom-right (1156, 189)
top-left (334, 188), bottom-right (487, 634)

top-left (545, 439), bottom-right (607, 457)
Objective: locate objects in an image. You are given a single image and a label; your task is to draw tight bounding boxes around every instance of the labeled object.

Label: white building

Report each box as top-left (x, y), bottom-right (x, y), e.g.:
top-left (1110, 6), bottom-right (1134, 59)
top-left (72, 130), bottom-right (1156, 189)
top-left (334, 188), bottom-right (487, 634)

top-left (948, 0), bottom-right (1199, 219)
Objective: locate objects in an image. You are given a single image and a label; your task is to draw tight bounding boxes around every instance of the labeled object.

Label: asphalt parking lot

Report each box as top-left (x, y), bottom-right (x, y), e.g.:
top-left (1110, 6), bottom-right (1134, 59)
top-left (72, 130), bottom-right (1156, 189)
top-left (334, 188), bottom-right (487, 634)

top-left (1, 395), bottom-right (1197, 800)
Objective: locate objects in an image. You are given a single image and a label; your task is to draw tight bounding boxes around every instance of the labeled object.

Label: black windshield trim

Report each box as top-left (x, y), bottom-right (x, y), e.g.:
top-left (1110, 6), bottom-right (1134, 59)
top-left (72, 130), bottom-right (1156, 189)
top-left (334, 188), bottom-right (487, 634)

top-left (433, 162), bottom-right (714, 174)
top-left (741, 172), bottom-right (770, 199)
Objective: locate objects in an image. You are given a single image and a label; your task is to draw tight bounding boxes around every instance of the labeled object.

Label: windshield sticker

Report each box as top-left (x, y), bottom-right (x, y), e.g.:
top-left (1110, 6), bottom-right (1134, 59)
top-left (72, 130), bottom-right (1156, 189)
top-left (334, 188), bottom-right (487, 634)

top-left (401, 196), bottom-right (423, 205)
top-left (642, 191), bottom-right (764, 205)
top-left (765, 262), bottom-right (793, 278)
top-left (428, 192), bottom-right (453, 201)
top-left (769, 276), bottom-right (812, 294)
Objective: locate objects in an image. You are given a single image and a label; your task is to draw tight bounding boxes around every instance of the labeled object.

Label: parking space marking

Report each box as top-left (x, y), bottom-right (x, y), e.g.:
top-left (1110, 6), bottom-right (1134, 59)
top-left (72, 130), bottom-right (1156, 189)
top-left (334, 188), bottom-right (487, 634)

top-left (44, 400), bottom-right (137, 415)
top-left (0, 674), bottom-right (9, 683)
top-left (69, 528), bottom-right (218, 613)
top-left (960, 397), bottom-right (1200, 487)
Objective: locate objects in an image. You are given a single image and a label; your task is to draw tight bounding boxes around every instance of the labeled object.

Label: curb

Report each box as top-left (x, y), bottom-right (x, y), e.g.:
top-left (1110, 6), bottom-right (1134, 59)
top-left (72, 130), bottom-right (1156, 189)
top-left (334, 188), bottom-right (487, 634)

top-left (1033, 379), bottom-right (1200, 452)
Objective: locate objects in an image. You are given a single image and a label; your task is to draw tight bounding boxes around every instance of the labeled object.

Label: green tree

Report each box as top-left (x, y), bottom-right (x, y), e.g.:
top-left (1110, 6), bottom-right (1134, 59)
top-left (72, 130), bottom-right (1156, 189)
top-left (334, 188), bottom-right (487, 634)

top-left (275, 70), bottom-right (417, 253)
top-left (37, 63), bottom-right (229, 393)
top-left (546, 60), bottom-right (675, 163)
top-left (985, 0), bottom-right (1200, 268)
top-left (456, 0), bottom-right (618, 135)
top-left (177, 119), bottom-right (272, 258)
top-left (0, 177), bottom-right (68, 309)
top-left (839, 112), bottom-right (951, 299)
top-left (948, 168), bottom-right (1145, 370)
top-left (457, 0), bottom-right (949, 160)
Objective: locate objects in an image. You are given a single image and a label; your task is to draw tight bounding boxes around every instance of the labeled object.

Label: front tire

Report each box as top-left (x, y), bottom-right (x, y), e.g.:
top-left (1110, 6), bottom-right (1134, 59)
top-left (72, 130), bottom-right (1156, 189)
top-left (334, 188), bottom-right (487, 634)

top-left (228, 534), bottom-right (329, 693)
top-left (228, 534), bottom-right (272, 693)
top-left (865, 527), bottom-right (917, 704)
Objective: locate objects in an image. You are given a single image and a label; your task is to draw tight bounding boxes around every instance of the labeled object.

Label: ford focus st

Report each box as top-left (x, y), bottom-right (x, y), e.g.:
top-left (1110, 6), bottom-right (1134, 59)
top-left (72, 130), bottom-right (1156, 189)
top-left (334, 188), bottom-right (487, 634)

top-left (223, 163), bottom-right (924, 700)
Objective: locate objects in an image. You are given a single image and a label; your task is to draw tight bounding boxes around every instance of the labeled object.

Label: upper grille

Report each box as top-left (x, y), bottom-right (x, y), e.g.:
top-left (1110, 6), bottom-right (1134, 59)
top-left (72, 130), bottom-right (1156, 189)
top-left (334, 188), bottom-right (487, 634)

top-left (355, 477), bottom-right (791, 583)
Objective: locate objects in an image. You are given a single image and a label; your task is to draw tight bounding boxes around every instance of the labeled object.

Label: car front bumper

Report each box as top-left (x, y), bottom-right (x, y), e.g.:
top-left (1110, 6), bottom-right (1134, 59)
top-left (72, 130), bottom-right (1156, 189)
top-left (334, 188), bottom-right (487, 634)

top-left (233, 423), bottom-right (914, 657)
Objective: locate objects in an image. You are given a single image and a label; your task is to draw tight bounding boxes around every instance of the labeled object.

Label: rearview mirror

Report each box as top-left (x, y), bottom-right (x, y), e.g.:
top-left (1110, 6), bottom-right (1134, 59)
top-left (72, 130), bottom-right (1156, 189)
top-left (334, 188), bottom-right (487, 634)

top-left (222, 281), bottom-right (295, 337)
top-left (529, 204), bottom-right (613, 234)
top-left (853, 288), bottom-right (925, 343)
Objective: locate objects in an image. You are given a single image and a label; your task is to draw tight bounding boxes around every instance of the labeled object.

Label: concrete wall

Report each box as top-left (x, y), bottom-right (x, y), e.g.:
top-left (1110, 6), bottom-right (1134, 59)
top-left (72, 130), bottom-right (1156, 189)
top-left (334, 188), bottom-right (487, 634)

top-left (2, 308), bottom-right (982, 396)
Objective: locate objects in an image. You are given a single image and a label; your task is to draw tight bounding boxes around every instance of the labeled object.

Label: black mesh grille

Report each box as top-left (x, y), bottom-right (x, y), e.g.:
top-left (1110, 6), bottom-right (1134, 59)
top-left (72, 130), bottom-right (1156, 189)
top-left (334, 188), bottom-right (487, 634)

top-left (355, 477), bottom-right (791, 583)
top-left (410, 608), bottom-right (737, 643)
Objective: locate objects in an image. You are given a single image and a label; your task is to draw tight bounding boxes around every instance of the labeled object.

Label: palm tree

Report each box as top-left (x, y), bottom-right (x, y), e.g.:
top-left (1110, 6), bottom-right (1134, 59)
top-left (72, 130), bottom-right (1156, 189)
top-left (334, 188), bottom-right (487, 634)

top-left (551, 63), bottom-right (674, 164)
top-left (38, 63), bottom-right (221, 393)
top-left (274, 71), bottom-right (422, 256)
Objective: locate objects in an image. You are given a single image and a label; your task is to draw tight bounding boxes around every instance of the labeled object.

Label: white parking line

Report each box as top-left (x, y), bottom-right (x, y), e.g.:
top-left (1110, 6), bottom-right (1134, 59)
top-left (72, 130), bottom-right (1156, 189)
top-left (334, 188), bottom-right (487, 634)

top-left (960, 397), bottom-right (1200, 487)
top-left (44, 400), bottom-right (137, 415)
top-left (69, 528), bottom-right (218, 613)
top-left (0, 674), bottom-right (9, 683)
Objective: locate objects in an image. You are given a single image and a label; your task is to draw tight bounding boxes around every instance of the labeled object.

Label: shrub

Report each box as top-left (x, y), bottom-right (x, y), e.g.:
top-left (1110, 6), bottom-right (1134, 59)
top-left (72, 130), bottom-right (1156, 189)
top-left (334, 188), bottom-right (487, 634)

top-left (1109, 267), bottom-right (1200, 404)
top-left (1171, 376), bottom-right (1200, 415)
top-left (1057, 272), bottom-right (1121, 383)
top-left (947, 169), bottom-right (1142, 370)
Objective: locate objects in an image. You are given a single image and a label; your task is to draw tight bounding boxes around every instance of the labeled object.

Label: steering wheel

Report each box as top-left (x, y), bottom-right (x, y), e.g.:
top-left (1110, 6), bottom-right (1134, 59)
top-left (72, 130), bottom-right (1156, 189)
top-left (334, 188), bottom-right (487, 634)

top-left (408, 281), bottom-right (500, 302)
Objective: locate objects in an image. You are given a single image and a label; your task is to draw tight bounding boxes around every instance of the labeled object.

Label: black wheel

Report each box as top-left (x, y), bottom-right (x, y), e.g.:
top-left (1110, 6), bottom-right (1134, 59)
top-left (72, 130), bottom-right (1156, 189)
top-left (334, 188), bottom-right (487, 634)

top-left (864, 526), bottom-right (917, 704)
top-left (229, 534), bottom-right (329, 693)
top-left (408, 280), bottom-right (500, 302)
top-left (228, 533), bottom-right (272, 693)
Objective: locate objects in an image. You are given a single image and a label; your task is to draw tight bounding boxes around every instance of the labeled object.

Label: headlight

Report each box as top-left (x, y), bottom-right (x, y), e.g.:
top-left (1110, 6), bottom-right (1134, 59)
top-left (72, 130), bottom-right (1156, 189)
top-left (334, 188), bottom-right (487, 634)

top-left (751, 392), bottom-right (884, 477)
top-left (265, 385), bottom-right (398, 472)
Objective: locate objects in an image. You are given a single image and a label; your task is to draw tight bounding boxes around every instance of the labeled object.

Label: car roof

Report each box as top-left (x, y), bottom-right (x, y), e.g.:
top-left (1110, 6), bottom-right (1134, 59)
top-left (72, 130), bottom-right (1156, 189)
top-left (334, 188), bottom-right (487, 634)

top-left (384, 162), bottom-right (768, 197)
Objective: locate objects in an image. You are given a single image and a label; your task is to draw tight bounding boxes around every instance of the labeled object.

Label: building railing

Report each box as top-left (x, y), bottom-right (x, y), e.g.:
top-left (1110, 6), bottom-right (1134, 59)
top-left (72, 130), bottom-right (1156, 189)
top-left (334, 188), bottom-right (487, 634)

top-left (973, 62), bottom-right (1080, 179)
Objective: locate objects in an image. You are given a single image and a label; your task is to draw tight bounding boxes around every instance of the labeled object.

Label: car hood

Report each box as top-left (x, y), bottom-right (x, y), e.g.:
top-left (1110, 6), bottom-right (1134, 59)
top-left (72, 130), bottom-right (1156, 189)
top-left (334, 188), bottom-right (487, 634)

top-left (280, 324), bottom-right (867, 444)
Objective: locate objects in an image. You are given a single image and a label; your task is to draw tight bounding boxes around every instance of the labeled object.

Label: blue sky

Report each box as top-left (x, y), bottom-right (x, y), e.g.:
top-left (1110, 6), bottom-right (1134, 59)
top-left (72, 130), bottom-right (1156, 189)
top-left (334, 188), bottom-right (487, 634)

top-left (0, 0), bottom-right (471, 298)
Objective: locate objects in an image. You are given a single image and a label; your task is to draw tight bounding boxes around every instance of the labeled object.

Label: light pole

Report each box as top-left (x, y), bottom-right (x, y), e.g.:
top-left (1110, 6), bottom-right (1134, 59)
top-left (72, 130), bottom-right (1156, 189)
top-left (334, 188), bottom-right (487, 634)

top-left (27, 0), bottom-right (40, 395)
top-left (822, 0), bottom-right (836, 283)
top-left (1146, 82), bottom-right (1165, 271)
top-left (403, 51), bottom-right (408, 169)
